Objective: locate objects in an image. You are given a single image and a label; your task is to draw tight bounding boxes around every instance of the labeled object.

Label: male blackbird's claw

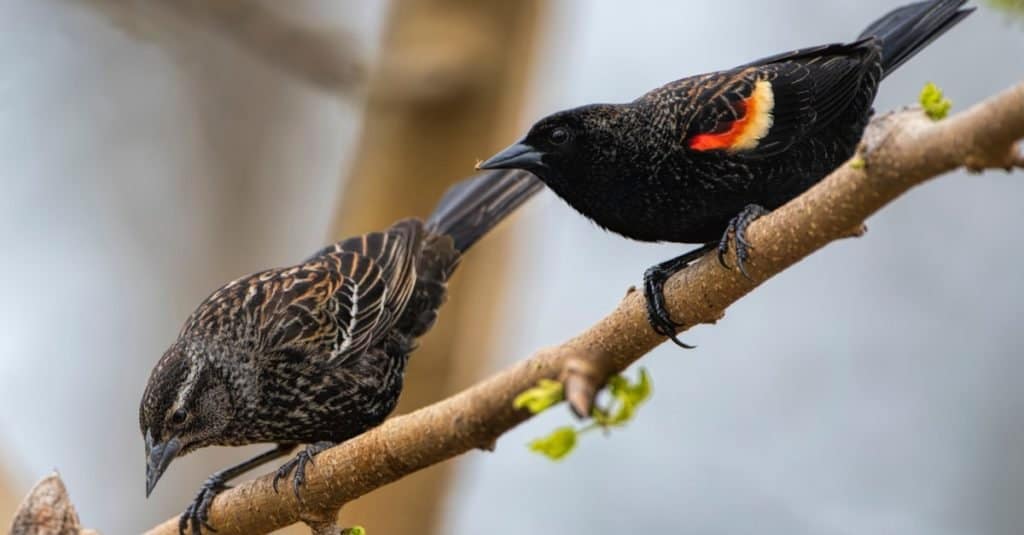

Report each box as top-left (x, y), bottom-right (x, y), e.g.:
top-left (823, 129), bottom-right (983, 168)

top-left (643, 266), bottom-right (694, 349)
top-left (716, 241), bottom-right (732, 270)
top-left (179, 476), bottom-right (229, 535)
top-left (641, 243), bottom-right (717, 349)
top-left (718, 204), bottom-right (769, 280)
top-left (272, 441), bottom-right (334, 502)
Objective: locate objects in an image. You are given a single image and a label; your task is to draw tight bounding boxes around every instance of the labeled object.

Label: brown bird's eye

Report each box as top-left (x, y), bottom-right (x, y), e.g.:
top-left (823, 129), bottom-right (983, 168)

top-left (549, 127), bottom-right (570, 145)
top-left (171, 409), bottom-right (188, 426)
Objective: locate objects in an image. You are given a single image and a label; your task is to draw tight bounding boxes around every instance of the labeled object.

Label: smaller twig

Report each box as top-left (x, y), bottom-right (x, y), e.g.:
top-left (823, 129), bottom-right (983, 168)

top-left (306, 519), bottom-right (340, 535)
top-left (8, 472), bottom-right (98, 535)
top-left (840, 223), bottom-right (868, 240)
top-left (558, 288), bottom-right (642, 418)
top-left (1010, 142), bottom-right (1024, 170)
top-left (561, 347), bottom-right (613, 418)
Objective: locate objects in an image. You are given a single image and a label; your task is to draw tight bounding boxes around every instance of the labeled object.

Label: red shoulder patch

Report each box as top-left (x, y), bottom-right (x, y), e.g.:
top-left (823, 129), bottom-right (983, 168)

top-left (689, 79), bottom-right (775, 152)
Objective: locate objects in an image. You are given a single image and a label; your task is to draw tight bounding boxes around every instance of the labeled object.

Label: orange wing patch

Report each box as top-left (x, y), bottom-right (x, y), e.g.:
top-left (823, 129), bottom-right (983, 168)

top-left (689, 79), bottom-right (775, 152)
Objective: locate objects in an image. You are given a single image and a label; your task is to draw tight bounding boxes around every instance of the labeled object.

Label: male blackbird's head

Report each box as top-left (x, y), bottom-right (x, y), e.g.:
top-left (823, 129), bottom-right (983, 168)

top-left (479, 104), bottom-right (632, 196)
top-left (140, 338), bottom-right (234, 497)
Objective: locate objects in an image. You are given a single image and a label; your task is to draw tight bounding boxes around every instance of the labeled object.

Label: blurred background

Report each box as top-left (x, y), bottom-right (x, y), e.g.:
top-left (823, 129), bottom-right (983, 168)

top-left (1, 1), bottom-right (1023, 534)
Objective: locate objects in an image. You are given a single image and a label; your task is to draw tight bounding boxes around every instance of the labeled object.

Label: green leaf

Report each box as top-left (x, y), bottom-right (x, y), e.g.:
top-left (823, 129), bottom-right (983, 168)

top-left (849, 155), bottom-right (865, 170)
top-left (529, 426), bottom-right (577, 460)
top-left (598, 368), bottom-right (653, 426)
top-left (627, 368), bottom-right (652, 405)
top-left (919, 82), bottom-right (952, 121)
top-left (513, 378), bottom-right (564, 414)
top-left (342, 527), bottom-right (367, 535)
top-left (986, 0), bottom-right (1024, 19)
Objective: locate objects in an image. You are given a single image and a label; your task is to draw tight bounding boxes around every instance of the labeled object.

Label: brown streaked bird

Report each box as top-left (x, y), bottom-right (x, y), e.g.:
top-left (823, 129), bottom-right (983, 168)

top-left (479, 0), bottom-right (972, 347)
top-left (140, 169), bottom-right (541, 535)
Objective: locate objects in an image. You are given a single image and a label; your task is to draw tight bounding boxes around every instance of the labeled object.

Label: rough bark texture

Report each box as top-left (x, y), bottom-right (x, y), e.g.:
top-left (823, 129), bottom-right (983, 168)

top-left (325, 1), bottom-right (543, 534)
top-left (7, 473), bottom-right (98, 535)
top-left (143, 83), bottom-right (1024, 535)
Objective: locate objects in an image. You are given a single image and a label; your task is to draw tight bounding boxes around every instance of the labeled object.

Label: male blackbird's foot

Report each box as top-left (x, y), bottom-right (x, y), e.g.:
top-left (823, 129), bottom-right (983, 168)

top-left (642, 243), bottom-right (716, 349)
top-left (273, 441), bottom-right (334, 501)
top-left (717, 204), bottom-right (769, 279)
top-left (179, 475), bottom-right (230, 535)
top-left (643, 263), bottom-right (690, 348)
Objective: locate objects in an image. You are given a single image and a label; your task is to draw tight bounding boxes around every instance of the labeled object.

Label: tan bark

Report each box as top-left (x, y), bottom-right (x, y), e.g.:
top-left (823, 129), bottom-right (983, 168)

top-left (143, 81), bottom-right (1024, 535)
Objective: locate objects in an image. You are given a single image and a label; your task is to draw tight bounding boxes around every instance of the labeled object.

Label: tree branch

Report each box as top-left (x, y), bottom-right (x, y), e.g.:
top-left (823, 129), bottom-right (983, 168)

top-left (79, 0), bottom-right (363, 95)
top-left (145, 81), bottom-right (1024, 535)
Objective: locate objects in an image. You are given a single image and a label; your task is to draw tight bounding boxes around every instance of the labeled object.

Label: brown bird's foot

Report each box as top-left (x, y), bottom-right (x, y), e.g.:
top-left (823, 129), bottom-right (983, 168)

top-left (642, 243), bottom-right (716, 349)
top-left (175, 444), bottom-right (294, 535)
top-left (717, 204), bottom-right (769, 279)
top-left (273, 441), bottom-right (334, 501)
top-left (179, 475), bottom-right (230, 535)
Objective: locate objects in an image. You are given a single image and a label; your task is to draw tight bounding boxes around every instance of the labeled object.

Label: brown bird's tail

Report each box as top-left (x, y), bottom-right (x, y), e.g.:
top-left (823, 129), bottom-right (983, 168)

top-left (426, 169), bottom-right (543, 253)
top-left (858, 0), bottom-right (973, 77)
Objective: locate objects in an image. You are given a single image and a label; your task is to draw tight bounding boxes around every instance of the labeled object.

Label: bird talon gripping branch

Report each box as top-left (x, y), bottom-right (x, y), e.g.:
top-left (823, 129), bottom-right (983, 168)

top-left (273, 441), bottom-right (332, 501)
top-left (479, 0), bottom-right (972, 341)
top-left (719, 204), bottom-right (769, 280)
top-left (640, 243), bottom-right (715, 348)
top-left (179, 475), bottom-right (227, 535)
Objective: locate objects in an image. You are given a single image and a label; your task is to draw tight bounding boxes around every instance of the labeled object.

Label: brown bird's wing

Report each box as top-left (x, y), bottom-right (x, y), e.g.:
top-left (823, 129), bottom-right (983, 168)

top-left (310, 217), bottom-right (423, 327)
top-left (672, 41), bottom-right (876, 158)
top-left (184, 220), bottom-right (424, 367)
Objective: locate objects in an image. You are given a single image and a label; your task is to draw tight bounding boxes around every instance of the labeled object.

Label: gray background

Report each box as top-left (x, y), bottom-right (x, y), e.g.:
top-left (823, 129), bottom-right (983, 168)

top-left (1, 1), bottom-right (1022, 533)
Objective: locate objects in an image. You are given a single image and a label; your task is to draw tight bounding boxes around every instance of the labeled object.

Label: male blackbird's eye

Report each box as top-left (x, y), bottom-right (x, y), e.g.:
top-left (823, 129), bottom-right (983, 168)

top-left (170, 409), bottom-right (188, 426)
top-left (549, 127), bottom-right (571, 146)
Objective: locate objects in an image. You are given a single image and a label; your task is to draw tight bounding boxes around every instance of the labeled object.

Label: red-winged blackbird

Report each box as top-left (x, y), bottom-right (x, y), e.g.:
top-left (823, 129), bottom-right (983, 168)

top-left (140, 170), bottom-right (540, 535)
top-left (479, 0), bottom-right (972, 347)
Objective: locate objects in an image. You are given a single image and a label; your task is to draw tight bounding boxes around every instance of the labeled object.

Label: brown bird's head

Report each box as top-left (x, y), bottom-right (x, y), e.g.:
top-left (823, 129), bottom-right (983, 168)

top-left (140, 337), bottom-right (235, 497)
top-left (478, 104), bottom-right (634, 198)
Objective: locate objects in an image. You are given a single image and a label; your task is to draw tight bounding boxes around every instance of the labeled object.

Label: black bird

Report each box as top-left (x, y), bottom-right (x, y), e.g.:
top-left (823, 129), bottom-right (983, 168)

top-left (140, 170), bottom-right (541, 535)
top-left (479, 0), bottom-right (972, 347)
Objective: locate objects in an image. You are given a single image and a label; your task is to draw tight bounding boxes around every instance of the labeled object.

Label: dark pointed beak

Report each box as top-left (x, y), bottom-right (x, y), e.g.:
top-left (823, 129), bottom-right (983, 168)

top-left (145, 432), bottom-right (180, 497)
top-left (478, 141), bottom-right (543, 171)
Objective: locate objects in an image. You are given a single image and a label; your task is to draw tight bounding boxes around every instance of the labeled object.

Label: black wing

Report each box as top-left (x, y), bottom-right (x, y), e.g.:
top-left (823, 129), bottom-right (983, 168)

top-left (667, 41), bottom-right (878, 158)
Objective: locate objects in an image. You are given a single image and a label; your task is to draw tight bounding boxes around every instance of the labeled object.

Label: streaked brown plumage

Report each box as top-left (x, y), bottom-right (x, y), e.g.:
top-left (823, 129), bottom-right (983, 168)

top-left (139, 170), bottom-right (541, 535)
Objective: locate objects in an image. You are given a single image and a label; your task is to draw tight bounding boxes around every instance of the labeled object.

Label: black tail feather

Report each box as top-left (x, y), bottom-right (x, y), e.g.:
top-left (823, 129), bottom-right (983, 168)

top-left (858, 0), bottom-right (973, 77)
top-left (426, 169), bottom-right (543, 252)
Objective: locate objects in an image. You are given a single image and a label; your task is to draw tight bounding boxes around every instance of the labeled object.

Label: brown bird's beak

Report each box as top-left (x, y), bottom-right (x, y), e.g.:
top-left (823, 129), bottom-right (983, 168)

top-left (145, 431), bottom-right (181, 497)
top-left (477, 141), bottom-right (543, 171)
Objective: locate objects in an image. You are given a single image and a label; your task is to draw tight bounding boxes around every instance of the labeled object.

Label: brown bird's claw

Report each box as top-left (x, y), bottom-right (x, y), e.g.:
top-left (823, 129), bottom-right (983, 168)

top-left (718, 204), bottom-right (769, 280)
top-left (642, 243), bottom-right (716, 349)
top-left (179, 476), bottom-right (230, 535)
top-left (273, 441), bottom-right (334, 502)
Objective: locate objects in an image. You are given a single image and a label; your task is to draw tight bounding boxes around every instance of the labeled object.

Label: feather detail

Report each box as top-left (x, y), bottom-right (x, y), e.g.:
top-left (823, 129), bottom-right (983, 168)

top-left (689, 79), bottom-right (775, 152)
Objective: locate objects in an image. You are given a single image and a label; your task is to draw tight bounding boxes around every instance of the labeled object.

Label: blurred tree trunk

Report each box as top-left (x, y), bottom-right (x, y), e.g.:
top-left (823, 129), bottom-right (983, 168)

top-left (328, 1), bottom-right (543, 534)
top-left (0, 468), bottom-right (18, 528)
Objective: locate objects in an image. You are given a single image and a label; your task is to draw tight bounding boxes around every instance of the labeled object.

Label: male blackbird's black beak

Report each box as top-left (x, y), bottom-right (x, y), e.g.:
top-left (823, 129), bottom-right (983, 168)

top-left (145, 431), bottom-right (181, 497)
top-left (478, 141), bottom-right (543, 171)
